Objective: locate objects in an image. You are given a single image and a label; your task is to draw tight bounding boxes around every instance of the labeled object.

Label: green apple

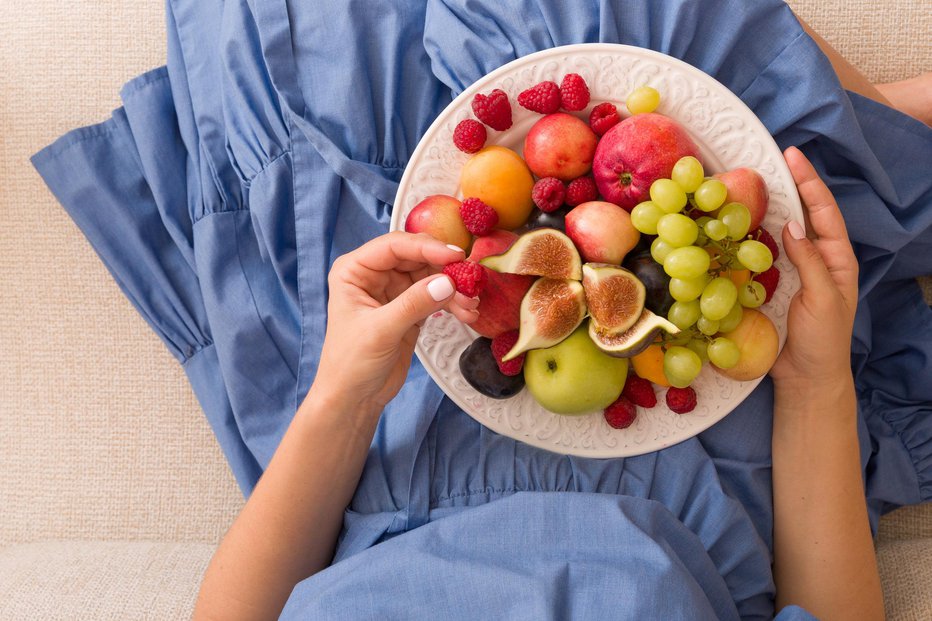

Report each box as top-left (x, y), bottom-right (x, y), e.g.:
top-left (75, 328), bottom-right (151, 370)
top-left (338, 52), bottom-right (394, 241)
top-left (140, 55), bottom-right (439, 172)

top-left (524, 322), bottom-right (629, 415)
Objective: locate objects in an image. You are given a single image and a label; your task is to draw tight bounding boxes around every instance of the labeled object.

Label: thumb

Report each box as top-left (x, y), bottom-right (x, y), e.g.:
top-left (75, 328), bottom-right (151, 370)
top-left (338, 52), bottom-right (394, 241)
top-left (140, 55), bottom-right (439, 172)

top-left (782, 219), bottom-right (834, 295)
top-left (377, 274), bottom-right (455, 340)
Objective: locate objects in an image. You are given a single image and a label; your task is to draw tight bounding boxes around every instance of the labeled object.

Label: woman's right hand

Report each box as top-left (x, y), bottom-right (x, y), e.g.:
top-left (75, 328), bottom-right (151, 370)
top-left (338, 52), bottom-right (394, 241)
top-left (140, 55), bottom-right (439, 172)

top-left (769, 147), bottom-right (859, 393)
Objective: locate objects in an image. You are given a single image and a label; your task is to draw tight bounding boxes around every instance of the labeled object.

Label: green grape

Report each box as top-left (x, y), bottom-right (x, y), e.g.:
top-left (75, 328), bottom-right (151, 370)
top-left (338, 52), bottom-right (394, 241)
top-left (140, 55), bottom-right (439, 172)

top-left (695, 216), bottom-right (713, 228)
top-left (707, 337), bottom-right (741, 369)
top-left (663, 346), bottom-right (703, 388)
top-left (650, 178), bottom-right (688, 214)
top-left (697, 315), bottom-right (720, 336)
top-left (667, 300), bottom-right (701, 330)
top-left (718, 303), bottom-right (744, 333)
top-left (626, 86), bottom-right (661, 115)
top-left (656, 213), bottom-right (699, 247)
top-left (703, 219), bottom-right (727, 241)
top-left (686, 338), bottom-right (709, 363)
top-left (736, 240), bottom-right (774, 273)
top-left (737, 281), bottom-right (766, 308)
top-left (671, 156), bottom-right (704, 193)
top-left (699, 277), bottom-right (738, 321)
top-left (630, 201), bottom-right (664, 235)
top-left (663, 246), bottom-right (711, 279)
top-left (669, 275), bottom-right (708, 302)
top-left (693, 179), bottom-right (727, 212)
top-left (651, 237), bottom-right (677, 265)
top-left (719, 202), bottom-right (751, 239)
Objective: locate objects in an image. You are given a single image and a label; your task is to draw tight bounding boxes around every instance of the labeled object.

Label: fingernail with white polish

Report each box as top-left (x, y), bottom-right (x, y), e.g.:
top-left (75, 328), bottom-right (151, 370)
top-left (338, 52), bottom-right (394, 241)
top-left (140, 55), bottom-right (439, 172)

top-left (428, 275), bottom-right (455, 301)
top-left (788, 220), bottom-right (806, 240)
top-left (446, 244), bottom-right (464, 253)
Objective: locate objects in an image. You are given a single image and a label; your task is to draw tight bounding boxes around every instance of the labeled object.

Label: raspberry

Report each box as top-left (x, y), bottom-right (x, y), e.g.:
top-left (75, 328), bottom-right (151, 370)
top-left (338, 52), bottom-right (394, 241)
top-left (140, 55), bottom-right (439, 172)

top-left (460, 198), bottom-right (499, 236)
top-left (622, 375), bottom-right (657, 408)
top-left (531, 177), bottom-right (566, 213)
top-left (517, 81), bottom-right (561, 114)
top-left (752, 227), bottom-right (780, 262)
top-left (491, 329), bottom-right (525, 376)
top-left (604, 396), bottom-right (637, 429)
top-left (453, 119), bottom-right (487, 154)
top-left (665, 386), bottom-right (697, 414)
top-left (565, 176), bottom-right (598, 206)
top-left (589, 102), bottom-right (621, 136)
top-left (560, 73), bottom-right (590, 111)
top-left (753, 265), bottom-right (780, 304)
top-left (442, 261), bottom-right (487, 297)
top-left (471, 89), bottom-right (513, 131)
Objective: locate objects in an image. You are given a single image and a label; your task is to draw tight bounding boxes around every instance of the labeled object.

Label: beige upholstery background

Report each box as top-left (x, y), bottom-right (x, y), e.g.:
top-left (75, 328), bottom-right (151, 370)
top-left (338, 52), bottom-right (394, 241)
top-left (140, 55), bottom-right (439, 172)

top-left (0, 1), bottom-right (929, 619)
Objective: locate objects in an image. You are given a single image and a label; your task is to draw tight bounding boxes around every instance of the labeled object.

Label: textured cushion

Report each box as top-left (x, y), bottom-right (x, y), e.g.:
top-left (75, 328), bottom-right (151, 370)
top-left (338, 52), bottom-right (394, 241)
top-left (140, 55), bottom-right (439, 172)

top-left (879, 538), bottom-right (932, 620)
top-left (0, 541), bottom-right (213, 620)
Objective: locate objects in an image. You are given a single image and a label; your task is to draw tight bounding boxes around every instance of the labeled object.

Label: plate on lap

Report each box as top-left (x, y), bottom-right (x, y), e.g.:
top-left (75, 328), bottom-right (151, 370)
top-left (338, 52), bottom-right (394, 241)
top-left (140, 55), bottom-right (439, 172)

top-left (390, 43), bottom-right (801, 458)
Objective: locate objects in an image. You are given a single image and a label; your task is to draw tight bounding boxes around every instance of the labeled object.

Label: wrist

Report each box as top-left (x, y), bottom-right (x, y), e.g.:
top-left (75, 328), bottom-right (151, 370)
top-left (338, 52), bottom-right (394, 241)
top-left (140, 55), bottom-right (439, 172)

top-left (296, 384), bottom-right (383, 442)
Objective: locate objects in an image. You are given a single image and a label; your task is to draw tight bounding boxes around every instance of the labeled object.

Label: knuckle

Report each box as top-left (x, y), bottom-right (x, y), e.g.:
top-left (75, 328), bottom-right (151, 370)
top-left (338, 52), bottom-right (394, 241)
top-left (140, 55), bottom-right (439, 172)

top-left (398, 292), bottom-right (421, 319)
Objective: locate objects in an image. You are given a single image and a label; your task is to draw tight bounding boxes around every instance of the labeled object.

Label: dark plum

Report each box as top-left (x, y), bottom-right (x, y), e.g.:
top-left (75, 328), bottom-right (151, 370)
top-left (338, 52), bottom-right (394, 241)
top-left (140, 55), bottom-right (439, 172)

top-left (524, 206), bottom-right (569, 232)
top-left (459, 337), bottom-right (525, 399)
top-left (624, 253), bottom-right (674, 316)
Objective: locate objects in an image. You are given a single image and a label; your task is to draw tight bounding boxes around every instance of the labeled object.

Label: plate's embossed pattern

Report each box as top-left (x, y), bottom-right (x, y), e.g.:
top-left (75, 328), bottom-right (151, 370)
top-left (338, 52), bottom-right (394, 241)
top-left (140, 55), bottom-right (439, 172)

top-left (392, 44), bottom-right (801, 458)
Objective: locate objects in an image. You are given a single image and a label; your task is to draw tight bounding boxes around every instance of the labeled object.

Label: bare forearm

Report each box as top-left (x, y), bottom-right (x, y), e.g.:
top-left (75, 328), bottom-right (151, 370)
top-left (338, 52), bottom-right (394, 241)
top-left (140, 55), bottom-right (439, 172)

top-left (772, 378), bottom-right (883, 620)
top-left (194, 388), bottom-right (381, 621)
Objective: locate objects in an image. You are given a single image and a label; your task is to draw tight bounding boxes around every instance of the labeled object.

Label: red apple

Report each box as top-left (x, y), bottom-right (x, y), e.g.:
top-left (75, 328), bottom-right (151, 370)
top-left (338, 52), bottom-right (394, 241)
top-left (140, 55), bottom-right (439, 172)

top-left (713, 168), bottom-right (769, 231)
top-left (565, 201), bottom-right (641, 265)
top-left (592, 113), bottom-right (701, 211)
top-left (523, 113), bottom-right (598, 182)
top-left (405, 195), bottom-right (472, 251)
top-left (467, 230), bottom-right (535, 338)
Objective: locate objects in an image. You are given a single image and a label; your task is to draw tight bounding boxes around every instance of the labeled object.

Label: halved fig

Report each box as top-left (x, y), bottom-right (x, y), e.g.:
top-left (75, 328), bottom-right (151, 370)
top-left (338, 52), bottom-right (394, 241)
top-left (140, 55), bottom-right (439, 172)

top-left (581, 263), bottom-right (646, 336)
top-left (589, 309), bottom-right (680, 358)
top-left (480, 228), bottom-right (582, 280)
top-left (502, 278), bottom-right (587, 361)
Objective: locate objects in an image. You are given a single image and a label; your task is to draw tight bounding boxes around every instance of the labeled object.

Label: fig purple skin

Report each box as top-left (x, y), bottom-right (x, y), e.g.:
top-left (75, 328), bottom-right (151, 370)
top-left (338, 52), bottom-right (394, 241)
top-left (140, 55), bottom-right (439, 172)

top-left (624, 253), bottom-right (674, 316)
top-left (459, 337), bottom-right (525, 399)
top-left (525, 206), bottom-right (569, 232)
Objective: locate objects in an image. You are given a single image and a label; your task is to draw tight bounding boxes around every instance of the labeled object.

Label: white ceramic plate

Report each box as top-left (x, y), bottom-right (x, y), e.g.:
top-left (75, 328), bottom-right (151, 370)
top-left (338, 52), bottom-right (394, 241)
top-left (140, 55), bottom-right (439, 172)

top-left (390, 43), bottom-right (801, 458)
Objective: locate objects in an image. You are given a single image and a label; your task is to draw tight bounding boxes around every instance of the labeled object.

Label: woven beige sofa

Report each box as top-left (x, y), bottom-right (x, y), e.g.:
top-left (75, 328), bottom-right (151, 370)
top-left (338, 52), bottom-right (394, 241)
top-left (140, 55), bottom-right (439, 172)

top-left (1, 1), bottom-right (930, 618)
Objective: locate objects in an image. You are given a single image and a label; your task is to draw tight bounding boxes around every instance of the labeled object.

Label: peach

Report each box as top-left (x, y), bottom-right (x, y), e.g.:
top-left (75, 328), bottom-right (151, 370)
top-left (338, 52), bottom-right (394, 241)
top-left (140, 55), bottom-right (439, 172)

top-left (565, 201), bottom-right (641, 264)
top-left (460, 146), bottom-right (535, 230)
top-left (523, 113), bottom-right (598, 182)
top-left (593, 113), bottom-right (701, 211)
top-left (714, 308), bottom-right (778, 381)
top-left (467, 230), bottom-right (535, 338)
top-left (713, 168), bottom-right (769, 232)
top-left (404, 195), bottom-right (472, 251)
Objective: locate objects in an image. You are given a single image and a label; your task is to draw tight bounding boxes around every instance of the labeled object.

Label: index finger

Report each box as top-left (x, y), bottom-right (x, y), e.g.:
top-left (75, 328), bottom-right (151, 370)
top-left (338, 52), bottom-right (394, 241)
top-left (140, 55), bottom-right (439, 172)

top-left (784, 146), bottom-right (851, 244)
top-left (349, 231), bottom-right (465, 272)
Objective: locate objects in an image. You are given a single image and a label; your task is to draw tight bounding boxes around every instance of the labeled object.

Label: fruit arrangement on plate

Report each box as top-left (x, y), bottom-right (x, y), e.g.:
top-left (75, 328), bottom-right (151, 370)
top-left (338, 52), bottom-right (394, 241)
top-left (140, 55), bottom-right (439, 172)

top-left (405, 72), bottom-right (783, 431)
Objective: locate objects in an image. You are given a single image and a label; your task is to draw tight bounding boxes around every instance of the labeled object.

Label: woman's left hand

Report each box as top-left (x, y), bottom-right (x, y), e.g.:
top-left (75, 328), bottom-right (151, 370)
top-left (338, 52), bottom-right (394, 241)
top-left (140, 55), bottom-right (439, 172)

top-left (314, 231), bottom-right (479, 416)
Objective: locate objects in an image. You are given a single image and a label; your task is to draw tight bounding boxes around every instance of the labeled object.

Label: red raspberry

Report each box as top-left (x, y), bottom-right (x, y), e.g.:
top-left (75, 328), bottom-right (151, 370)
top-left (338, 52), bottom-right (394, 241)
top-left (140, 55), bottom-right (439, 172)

top-left (589, 102), bottom-right (621, 136)
top-left (471, 89), bottom-right (512, 131)
top-left (460, 198), bottom-right (499, 236)
top-left (622, 375), bottom-right (657, 408)
top-left (565, 176), bottom-right (598, 206)
top-left (604, 396), bottom-right (637, 429)
top-left (518, 81), bottom-right (561, 114)
top-left (560, 73), bottom-right (590, 111)
top-left (753, 265), bottom-right (780, 304)
top-left (453, 119), bottom-right (487, 154)
top-left (531, 177), bottom-right (566, 213)
top-left (442, 261), bottom-right (487, 297)
top-left (665, 386), bottom-right (697, 414)
top-left (491, 329), bottom-right (525, 376)
top-left (752, 227), bottom-right (780, 262)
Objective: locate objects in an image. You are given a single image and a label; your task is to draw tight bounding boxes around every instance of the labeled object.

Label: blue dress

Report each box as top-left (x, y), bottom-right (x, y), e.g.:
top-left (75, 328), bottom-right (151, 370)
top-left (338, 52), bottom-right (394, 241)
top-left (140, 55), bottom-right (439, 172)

top-left (33, 0), bottom-right (931, 618)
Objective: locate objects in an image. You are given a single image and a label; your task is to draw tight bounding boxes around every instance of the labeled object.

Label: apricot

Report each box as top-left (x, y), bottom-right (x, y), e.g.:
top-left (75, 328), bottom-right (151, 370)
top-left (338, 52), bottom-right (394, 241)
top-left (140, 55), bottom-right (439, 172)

top-left (631, 343), bottom-right (671, 387)
top-left (460, 146), bottom-right (535, 230)
top-left (714, 308), bottom-right (778, 381)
